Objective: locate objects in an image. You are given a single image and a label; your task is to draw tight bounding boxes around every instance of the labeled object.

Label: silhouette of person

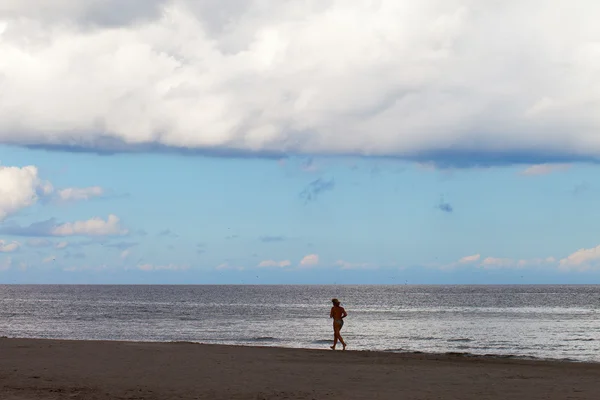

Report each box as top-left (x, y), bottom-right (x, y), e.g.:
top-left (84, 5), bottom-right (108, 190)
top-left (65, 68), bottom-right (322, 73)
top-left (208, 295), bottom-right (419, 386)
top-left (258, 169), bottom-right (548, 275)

top-left (330, 298), bottom-right (347, 350)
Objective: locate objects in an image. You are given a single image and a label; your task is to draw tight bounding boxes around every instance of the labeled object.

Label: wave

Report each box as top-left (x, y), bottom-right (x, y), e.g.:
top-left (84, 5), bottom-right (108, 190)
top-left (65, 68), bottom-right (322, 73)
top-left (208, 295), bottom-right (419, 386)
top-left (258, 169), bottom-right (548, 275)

top-left (399, 336), bottom-right (438, 341)
top-left (312, 339), bottom-right (334, 344)
top-left (384, 348), bottom-right (424, 354)
top-left (447, 338), bottom-right (472, 342)
top-left (248, 336), bottom-right (280, 342)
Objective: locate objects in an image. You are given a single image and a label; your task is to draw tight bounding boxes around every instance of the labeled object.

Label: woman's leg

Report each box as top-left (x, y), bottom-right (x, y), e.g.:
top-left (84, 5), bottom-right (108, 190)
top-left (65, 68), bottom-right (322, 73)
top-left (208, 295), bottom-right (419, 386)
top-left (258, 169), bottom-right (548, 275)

top-left (337, 328), bottom-right (346, 350)
top-left (331, 325), bottom-right (339, 349)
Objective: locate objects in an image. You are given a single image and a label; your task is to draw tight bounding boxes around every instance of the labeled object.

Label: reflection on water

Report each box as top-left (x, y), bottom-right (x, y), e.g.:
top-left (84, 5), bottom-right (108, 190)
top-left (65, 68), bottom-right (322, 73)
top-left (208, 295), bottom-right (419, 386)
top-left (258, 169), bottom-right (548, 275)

top-left (0, 285), bottom-right (599, 362)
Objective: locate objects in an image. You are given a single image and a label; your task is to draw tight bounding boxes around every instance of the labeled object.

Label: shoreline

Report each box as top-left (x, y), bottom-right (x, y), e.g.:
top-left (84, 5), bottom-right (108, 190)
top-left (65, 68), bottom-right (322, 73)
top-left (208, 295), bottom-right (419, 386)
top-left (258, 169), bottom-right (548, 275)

top-left (1, 337), bottom-right (599, 399)
top-left (1, 335), bottom-right (595, 365)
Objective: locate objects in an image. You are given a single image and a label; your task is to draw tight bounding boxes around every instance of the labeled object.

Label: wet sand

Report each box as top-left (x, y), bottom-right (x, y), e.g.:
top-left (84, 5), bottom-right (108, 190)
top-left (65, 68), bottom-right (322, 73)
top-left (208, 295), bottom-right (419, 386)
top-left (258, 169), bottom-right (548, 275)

top-left (0, 338), bottom-right (598, 399)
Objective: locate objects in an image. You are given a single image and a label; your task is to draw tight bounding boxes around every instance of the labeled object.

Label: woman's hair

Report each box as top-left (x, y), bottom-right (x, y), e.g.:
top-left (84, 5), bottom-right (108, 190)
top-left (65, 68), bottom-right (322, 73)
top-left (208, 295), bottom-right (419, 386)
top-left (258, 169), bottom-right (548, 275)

top-left (332, 298), bottom-right (340, 305)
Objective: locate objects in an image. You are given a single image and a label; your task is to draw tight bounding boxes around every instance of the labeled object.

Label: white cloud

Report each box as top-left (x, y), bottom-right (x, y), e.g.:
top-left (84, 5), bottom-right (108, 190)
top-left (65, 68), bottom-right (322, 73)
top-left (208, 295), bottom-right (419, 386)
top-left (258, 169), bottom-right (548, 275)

top-left (0, 165), bottom-right (52, 220)
top-left (1, 2), bottom-right (600, 164)
top-left (120, 249), bottom-right (130, 259)
top-left (440, 254), bottom-right (556, 270)
top-left (0, 165), bottom-right (106, 221)
top-left (258, 259), bottom-right (291, 268)
top-left (520, 164), bottom-right (571, 176)
top-left (51, 215), bottom-right (128, 236)
top-left (479, 256), bottom-right (556, 269)
top-left (43, 255), bottom-right (56, 263)
top-left (57, 186), bottom-right (104, 201)
top-left (516, 257), bottom-right (556, 267)
top-left (480, 257), bottom-right (516, 269)
top-left (458, 254), bottom-right (480, 264)
top-left (0, 240), bottom-right (20, 252)
top-left (55, 241), bottom-right (69, 249)
top-left (559, 245), bottom-right (600, 271)
top-left (138, 263), bottom-right (189, 271)
top-left (437, 253), bottom-right (480, 270)
top-left (299, 254), bottom-right (319, 267)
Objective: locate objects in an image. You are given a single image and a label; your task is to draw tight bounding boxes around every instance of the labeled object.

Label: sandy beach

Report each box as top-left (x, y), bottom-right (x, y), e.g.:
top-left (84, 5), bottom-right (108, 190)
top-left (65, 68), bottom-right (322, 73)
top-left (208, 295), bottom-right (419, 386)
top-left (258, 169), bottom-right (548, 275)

top-left (0, 338), bottom-right (598, 400)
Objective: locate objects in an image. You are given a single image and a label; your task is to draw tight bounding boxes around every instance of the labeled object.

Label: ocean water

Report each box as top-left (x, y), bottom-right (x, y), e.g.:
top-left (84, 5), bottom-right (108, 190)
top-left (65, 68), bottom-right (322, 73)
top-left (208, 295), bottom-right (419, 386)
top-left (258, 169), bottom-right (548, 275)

top-left (0, 285), bottom-right (599, 362)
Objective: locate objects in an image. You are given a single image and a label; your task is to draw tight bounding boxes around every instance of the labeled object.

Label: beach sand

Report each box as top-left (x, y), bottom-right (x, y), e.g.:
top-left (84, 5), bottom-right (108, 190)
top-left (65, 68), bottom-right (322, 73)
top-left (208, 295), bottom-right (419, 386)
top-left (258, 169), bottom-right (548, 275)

top-left (0, 338), bottom-right (598, 399)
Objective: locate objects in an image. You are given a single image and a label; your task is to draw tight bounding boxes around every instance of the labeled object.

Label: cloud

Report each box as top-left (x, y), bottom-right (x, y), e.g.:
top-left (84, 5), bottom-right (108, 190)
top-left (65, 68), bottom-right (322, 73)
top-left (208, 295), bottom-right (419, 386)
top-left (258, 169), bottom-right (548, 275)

top-left (520, 164), bottom-right (571, 176)
top-left (51, 215), bottom-right (127, 236)
top-left (0, 165), bottom-right (52, 220)
top-left (259, 235), bottom-right (286, 243)
top-left (559, 245), bottom-right (600, 271)
top-left (437, 197), bottom-right (453, 213)
top-left (440, 254), bottom-right (555, 270)
top-left (0, 219), bottom-right (57, 236)
top-left (0, 240), bottom-right (19, 252)
top-left (138, 263), bottom-right (188, 271)
top-left (0, 164), bottom-right (110, 222)
top-left (258, 259), bottom-right (291, 268)
top-left (458, 254), bottom-right (480, 263)
top-left (480, 257), bottom-right (516, 268)
top-left (55, 241), bottom-right (68, 249)
top-left (0, 0), bottom-right (167, 27)
top-left (299, 254), bottom-right (319, 267)
top-left (300, 178), bottom-right (335, 203)
top-left (42, 255), bottom-right (56, 263)
top-left (0, 215), bottom-right (127, 236)
top-left (2, 2), bottom-right (600, 166)
top-left (57, 186), bottom-right (104, 201)
top-left (120, 250), bottom-right (130, 259)
top-left (478, 256), bottom-right (557, 269)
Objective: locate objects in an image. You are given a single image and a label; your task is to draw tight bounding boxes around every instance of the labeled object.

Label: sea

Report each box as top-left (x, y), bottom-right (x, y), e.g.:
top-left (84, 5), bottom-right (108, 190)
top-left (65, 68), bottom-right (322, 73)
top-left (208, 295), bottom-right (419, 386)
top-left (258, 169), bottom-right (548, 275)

top-left (1, 285), bottom-right (599, 362)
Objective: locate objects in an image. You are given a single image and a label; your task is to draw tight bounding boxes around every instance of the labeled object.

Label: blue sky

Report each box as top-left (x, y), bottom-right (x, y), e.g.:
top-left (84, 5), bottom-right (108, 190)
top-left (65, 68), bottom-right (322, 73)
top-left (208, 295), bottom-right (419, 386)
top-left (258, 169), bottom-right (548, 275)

top-left (1, 1), bottom-right (600, 283)
top-left (1, 144), bottom-right (600, 284)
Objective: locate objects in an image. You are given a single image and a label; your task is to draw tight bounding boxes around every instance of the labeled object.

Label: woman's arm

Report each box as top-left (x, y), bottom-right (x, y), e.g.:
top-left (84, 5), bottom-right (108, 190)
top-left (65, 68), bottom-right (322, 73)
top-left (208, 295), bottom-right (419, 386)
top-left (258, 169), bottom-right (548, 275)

top-left (330, 307), bottom-right (334, 318)
top-left (341, 308), bottom-right (348, 318)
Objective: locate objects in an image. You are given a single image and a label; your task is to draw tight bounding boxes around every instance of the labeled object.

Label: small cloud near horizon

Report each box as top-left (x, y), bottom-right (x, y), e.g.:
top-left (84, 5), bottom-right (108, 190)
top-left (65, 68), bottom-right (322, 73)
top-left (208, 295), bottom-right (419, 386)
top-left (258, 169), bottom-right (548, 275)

top-left (299, 254), bottom-right (320, 267)
top-left (0, 215), bottom-right (127, 237)
top-left (0, 240), bottom-right (20, 253)
top-left (520, 163), bottom-right (571, 176)
top-left (258, 259), bottom-right (291, 268)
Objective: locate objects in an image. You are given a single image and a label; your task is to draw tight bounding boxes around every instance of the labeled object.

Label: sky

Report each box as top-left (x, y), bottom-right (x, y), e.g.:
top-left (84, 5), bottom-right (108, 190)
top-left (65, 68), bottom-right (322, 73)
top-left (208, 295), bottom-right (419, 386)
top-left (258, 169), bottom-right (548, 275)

top-left (1, 0), bottom-right (600, 284)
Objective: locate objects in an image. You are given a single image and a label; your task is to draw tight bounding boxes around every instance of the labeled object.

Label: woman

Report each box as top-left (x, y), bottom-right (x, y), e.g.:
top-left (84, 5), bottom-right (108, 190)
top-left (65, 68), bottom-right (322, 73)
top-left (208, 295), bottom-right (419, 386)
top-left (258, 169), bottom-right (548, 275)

top-left (330, 298), bottom-right (347, 350)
